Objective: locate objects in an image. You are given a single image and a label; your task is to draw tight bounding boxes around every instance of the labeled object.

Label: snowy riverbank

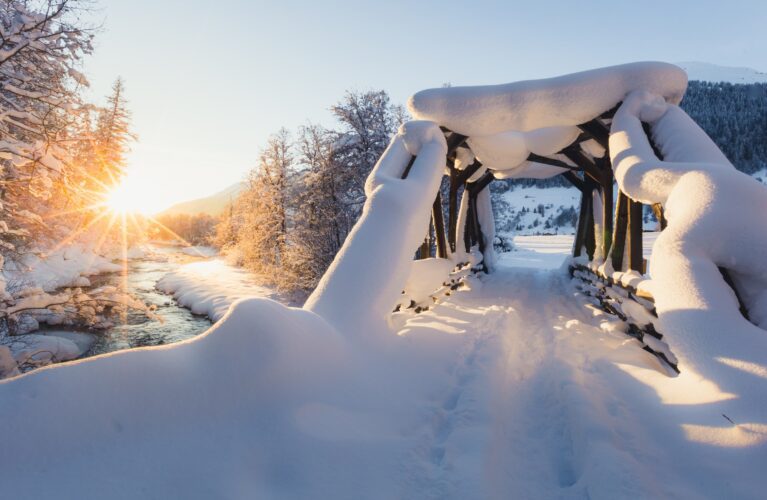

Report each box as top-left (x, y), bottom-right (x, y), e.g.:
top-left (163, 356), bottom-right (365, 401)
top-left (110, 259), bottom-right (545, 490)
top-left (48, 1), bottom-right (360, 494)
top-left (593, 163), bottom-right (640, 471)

top-left (156, 258), bottom-right (282, 322)
top-left (0, 244), bottom-right (244, 377)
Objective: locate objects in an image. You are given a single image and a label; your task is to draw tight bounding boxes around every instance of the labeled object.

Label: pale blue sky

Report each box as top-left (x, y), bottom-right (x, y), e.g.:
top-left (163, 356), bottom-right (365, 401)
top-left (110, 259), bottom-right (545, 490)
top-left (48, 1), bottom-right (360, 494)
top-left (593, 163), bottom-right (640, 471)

top-left (83, 0), bottom-right (767, 212)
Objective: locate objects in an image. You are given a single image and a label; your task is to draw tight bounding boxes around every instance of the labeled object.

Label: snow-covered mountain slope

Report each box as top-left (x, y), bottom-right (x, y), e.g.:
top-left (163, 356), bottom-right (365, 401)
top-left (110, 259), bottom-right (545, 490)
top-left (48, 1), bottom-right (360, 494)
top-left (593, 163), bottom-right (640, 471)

top-left (492, 185), bottom-right (580, 237)
top-left (159, 182), bottom-right (244, 216)
top-left (677, 61), bottom-right (767, 84)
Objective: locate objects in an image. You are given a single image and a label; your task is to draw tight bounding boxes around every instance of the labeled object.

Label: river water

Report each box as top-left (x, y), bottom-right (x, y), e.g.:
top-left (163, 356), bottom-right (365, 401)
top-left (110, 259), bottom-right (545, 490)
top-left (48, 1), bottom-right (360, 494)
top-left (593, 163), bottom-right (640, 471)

top-left (79, 245), bottom-right (213, 358)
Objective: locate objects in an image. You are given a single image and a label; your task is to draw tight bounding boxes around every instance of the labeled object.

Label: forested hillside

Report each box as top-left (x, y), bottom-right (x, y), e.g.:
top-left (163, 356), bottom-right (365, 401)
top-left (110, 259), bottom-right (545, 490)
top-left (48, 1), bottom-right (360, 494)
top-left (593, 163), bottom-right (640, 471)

top-left (681, 81), bottom-right (767, 174)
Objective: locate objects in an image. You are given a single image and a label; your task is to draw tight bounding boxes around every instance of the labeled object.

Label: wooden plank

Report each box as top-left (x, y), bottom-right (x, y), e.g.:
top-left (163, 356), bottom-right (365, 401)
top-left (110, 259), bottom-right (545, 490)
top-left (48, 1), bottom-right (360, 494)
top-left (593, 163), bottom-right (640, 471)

top-left (526, 153), bottom-right (579, 171)
top-left (573, 184), bottom-right (592, 257)
top-left (467, 171), bottom-right (494, 196)
top-left (577, 119), bottom-right (610, 149)
top-left (446, 132), bottom-right (468, 156)
top-left (463, 192), bottom-right (475, 253)
top-left (448, 163), bottom-right (459, 252)
top-left (599, 156), bottom-right (614, 260)
top-left (419, 224), bottom-right (431, 259)
top-left (610, 191), bottom-right (629, 271)
top-left (628, 199), bottom-right (643, 272)
top-left (652, 203), bottom-right (667, 230)
top-left (456, 159), bottom-right (483, 185)
top-left (432, 191), bottom-right (448, 258)
top-left (561, 146), bottom-right (606, 185)
top-left (400, 155), bottom-right (417, 179)
top-left (562, 171), bottom-right (585, 192)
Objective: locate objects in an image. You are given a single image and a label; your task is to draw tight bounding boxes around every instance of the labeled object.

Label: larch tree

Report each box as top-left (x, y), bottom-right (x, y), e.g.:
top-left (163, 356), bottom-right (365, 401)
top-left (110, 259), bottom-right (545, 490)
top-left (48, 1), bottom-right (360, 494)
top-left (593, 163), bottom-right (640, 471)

top-left (231, 129), bottom-right (293, 285)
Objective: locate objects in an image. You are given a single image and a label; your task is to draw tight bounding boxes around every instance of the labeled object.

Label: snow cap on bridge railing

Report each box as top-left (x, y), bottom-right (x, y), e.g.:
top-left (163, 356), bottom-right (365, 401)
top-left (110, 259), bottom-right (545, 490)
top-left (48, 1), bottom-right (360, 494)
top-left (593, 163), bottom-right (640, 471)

top-left (407, 62), bottom-right (687, 136)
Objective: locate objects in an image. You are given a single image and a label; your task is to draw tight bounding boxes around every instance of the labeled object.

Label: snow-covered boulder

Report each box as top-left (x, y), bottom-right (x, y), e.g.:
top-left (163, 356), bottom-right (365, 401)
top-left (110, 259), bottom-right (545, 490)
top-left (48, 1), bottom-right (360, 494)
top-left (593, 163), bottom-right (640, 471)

top-left (6, 334), bottom-right (82, 369)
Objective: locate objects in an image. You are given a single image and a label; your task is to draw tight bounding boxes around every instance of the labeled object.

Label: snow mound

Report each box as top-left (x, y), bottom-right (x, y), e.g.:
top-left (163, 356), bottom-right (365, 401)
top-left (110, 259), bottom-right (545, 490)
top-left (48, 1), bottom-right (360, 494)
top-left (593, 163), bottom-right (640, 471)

top-left (305, 121), bottom-right (448, 337)
top-left (408, 62), bottom-right (687, 178)
top-left (609, 89), bottom-right (767, 446)
top-left (157, 259), bottom-right (276, 321)
top-left (408, 62), bottom-right (687, 136)
top-left (5, 244), bottom-right (121, 294)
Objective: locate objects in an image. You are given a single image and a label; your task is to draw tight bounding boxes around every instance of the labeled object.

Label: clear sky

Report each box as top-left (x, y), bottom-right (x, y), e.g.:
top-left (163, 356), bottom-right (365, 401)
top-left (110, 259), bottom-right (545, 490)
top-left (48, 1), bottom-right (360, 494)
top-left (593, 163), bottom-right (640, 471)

top-left (82, 0), bottom-right (767, 213)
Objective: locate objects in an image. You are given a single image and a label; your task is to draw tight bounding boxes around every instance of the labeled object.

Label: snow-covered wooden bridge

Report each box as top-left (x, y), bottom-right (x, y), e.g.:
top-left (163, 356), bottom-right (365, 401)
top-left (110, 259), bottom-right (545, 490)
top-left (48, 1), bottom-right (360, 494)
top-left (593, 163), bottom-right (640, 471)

top-left (3, 62), bottom-right (767, 499)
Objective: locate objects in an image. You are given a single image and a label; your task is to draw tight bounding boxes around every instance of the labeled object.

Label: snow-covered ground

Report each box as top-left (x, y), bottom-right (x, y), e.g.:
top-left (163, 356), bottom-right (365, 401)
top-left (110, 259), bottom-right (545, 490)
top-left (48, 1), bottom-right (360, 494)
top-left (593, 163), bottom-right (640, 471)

top-left (507, 233), bottom-right (659, 269)
top-left (3, 259), bottom-right (764, 499)
top-left (3, 244), bottom-right (122, 295)
top-left (180, 245), bottom-right (217, 258)
top-left (392, 264), bottom-right (767, 499)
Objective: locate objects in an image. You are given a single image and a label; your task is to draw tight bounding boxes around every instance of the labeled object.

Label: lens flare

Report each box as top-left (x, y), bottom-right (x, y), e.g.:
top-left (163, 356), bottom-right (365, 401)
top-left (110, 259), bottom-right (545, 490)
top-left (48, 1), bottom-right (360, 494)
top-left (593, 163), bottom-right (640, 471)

top-left (104, 176), bottom-right (151, 215)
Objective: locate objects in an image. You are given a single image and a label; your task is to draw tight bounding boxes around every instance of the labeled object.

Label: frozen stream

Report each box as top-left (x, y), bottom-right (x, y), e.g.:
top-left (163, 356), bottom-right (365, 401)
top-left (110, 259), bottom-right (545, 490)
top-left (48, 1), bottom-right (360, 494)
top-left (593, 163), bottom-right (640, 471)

top-left (86, 247), bottom-right (213, 356)
top-left (39, 245), bottom-right (214, 360)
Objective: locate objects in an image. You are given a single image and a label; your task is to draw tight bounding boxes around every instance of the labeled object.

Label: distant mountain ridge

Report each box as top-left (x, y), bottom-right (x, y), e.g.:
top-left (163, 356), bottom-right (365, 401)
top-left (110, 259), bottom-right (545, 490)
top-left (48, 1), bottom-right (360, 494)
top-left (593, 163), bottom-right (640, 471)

top-left (677, 61), bottom-right (767, 84)
top-left (160, 182), bottom-right (244, 216)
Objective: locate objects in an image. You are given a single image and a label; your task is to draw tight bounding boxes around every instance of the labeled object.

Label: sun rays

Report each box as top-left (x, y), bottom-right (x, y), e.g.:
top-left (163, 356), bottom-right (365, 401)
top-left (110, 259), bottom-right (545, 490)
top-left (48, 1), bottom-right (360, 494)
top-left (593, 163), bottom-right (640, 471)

top-left (36, 168), bottom-right (204, 333)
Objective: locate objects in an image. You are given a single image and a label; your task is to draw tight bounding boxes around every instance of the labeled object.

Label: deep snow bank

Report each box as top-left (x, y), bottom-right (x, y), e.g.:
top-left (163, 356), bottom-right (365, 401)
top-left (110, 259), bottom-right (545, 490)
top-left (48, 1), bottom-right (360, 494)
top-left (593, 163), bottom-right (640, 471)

top-left (156, 259), bottom-right (277, 322)
top-left (4, 244), bottom-right (121, 294)
top-left (305, 121), bottom-right (448, 336)
top-left (609, 91), bottom-right (767, 453)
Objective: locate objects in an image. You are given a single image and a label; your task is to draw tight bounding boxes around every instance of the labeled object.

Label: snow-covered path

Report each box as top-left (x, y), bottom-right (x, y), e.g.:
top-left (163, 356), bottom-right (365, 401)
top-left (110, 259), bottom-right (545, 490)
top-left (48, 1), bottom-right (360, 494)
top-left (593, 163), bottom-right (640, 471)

top-left (2, 259), bottom-right (765, 499)
top-left (397, 264), bottom-right (765, 499)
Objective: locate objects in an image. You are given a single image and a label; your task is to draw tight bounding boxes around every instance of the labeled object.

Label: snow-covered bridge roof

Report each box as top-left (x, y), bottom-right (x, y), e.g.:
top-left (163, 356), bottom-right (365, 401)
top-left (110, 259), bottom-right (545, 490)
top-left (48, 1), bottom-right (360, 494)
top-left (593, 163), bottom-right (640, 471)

top-left (407, 62), bottom-right (688, 179)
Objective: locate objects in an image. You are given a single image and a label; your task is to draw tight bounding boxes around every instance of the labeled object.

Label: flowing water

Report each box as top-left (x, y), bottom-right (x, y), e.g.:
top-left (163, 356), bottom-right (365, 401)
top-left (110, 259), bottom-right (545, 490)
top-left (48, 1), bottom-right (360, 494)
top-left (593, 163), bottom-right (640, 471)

top-left (53, 245), bottom-right (213, 358)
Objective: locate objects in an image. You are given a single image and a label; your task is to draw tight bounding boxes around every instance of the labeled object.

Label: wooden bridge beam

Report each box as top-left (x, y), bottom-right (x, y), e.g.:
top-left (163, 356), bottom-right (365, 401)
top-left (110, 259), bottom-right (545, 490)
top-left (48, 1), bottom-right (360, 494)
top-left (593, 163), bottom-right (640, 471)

top-left (562, 171), bottom-right (586, 192)
top-left (526, 153), bottom-right (579, 171)
top-left (577, 119), bottom-right (610, 149)
top-left (560, 146), bottom-right (607, 187)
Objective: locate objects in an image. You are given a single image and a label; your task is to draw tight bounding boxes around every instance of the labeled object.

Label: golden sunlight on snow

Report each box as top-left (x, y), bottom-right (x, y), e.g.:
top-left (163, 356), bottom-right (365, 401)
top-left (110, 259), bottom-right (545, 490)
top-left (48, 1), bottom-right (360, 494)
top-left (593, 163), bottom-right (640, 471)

top-left (614, 362), bottom-right (736, 405)
top-left (716, 357), bottom-right (767, 380)
top-left (681, 423), bottom-right (767, 448)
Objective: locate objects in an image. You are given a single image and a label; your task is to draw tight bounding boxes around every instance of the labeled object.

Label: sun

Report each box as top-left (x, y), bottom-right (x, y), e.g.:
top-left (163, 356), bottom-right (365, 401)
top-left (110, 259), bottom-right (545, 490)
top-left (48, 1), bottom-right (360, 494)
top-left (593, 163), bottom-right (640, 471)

top-left (104, 177), bottom-right (151, 215)
top-left (105, 185), bottom-right (132, 214)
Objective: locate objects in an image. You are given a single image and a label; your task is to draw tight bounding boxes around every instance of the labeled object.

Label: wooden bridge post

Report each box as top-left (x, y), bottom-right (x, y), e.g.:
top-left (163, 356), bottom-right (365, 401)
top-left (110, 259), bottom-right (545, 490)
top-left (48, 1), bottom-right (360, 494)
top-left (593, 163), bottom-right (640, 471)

top-left (610, 191), bottom-right (629, 270)
top-left (628, 199), bottom-right (644, 272)
top-left (573, 179), bottom-right (596, 259)
top-left (432, 191), bottom-right (448, 258)
top-left (651, 203), bottom-right (667, 230)
top-left (599, 157), bottom-right (614, 262)
top-left (448, 164), bottom-right (459, 253)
